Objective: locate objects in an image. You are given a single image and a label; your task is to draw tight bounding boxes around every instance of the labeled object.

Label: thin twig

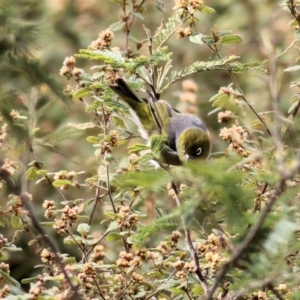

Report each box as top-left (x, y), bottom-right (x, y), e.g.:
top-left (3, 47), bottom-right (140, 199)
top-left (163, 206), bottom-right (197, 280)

top-left (122, 0), bottom-right (147, 51)
top-left (93, 278), bottom-right (106, 300)
top-left (275, 39), bottom-right (300, 59)
top-left (106, 165), bottom-right (117, 213)
top-left (67, 229), bottom-right (88, 262)
top-left (223, 273), bottom-right (295, 299)
top-left (88, 177), bottom-right (103, 226)
top-left (191, 24), bottom-right (272, 138)
top-left (21, 194), bottom-right (82, 299)
top-left (170, 182), bottom-right (209, 296)
top-left (106, 165), bottom-right (130, 253)
top-left (0, 166), bottom-right (82, 299)
top-left (145, 269), bottom-right (176, 300)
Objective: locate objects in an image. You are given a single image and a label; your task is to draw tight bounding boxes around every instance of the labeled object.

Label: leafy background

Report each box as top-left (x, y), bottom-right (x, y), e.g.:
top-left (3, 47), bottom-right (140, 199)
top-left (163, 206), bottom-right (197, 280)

top-left (1, 0), bottom-right (300, 299)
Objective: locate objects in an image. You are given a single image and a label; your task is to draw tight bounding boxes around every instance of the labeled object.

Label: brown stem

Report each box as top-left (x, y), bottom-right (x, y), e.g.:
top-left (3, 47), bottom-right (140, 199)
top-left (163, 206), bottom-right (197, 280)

top-left (171, 182), bottom-right (209, 296)
top-left (206, 160), bottom-right (300, 299)
top-left (88, 177), bottom-right (103, 226)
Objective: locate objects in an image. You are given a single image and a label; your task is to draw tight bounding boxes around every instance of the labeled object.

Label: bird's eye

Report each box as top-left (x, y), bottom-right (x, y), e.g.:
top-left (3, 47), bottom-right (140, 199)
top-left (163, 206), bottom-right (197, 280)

top-left (196, 147), bottom-right (202, 156)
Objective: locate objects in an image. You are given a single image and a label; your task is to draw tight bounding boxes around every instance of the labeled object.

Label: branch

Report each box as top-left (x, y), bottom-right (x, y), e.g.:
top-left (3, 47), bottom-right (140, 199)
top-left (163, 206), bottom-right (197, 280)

top-left (171, 182), bottom-right (210, 296)
top-left (0, 165), bottom-right (82, 299)
top-left (206, 158), bottom-right (300, 299)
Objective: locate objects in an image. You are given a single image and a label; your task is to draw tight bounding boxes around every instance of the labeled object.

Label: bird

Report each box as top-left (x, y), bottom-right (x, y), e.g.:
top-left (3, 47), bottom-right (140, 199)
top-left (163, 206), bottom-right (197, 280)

top-left (109, 78), bottom-right (211, 166)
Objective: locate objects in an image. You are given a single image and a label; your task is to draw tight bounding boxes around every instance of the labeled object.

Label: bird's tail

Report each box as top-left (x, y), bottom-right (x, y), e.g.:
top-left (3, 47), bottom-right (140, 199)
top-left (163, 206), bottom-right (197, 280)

top-left (109, 78), bottom-right (142, 110)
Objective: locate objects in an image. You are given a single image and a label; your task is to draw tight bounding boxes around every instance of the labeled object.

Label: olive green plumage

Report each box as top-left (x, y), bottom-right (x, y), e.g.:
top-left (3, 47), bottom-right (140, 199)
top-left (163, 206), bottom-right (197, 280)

top-left (110, 78), bottom-right (211, 165)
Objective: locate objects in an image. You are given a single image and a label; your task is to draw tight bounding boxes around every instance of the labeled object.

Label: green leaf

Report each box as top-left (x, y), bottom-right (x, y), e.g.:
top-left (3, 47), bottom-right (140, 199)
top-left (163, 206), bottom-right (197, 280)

top-left (92, 72), bottom-right (104, 80)
top-left (104, 221), bottom-right (119, 234)
top-left (220, 34), bottom-right (242, 44)
top-left (77, 223), bottom-right (91, 235)
top-left (64, 235), bottom-right (83, 245)
top-left (72, 87), bottom-right (91, 99)
top-left (218, 30), bottom-right (233, 36)
top-left (87, 136), bottom-right (100, 143)
top-left (11, 215), bottom-right (22, 229)
top-left (27, 166), bottom-right (37, 180)
top-left (109, 21), bottom-right (126, 32)
top-left (154, 15), bottom-right (180, 47)
top-left (199, 5), bottom-right (216, 13)
top-left (3, 245), bottom-right (22, 252)
top-left (130, 221), bottom-right (178, 247)
top-left (189, 34), bottom-right (204, 45)
top-left (192, 284), bottom-right (204, 296)
top-left (81, 238), bottom-right (99, 245)
top-left (209, 92), bottom-right (240, 114)
top-left (40, 222), bottom-right (56, 226)
top-left (0, 270), bottom-right (20, 287)
top-left (128, 143), bottom-right (150, 153)
top-left (154, 0), bottom-right (166, 12)
top-left (164, 55), bottom-right (243, 92)
top-left (157, 279), bottom-right (179, 291)
top-left (0, 217), bottom-right (10, 227)
top-left (36, 169), bottom-right (48, 176)
top-left (106, 232), bottom-right (123, 241)
top-left (21, 277), bottom-right (39, 284)
top-left (112, 116), bottom-right (127, 129)
top-left (131, 12), bottom-right (144, 21)
top-left (62, 257), bottom-right (77, 264)
top-left (128, 36), bottom-right (140, 43)
top-left (52, 180), bottom-right (72, 187)
top-left (117, 169), bottom-right (171, 189)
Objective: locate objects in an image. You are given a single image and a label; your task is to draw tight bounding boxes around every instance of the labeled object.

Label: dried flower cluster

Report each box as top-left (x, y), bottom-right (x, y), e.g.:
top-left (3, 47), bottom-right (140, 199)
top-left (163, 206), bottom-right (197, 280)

top-left (92, 245), bottom-right (106, 264)
top-left (43, 200), bottom-right (56, 219)
top-left (166, 183), bottom-right (187, 199)
top-left (0, 285), bottom-right (9, 298)
top-left (29, 279), bottom-right (44, 300)
top-left (9, 195), bottom-right (27, 216)
top-left (53, 204), bottom-right (82, 235)
top-left (115, 206), bottom-right (138, 229)
top-left (197, 233), bottom-right (227, 273)
top-left (0, 158), bottom-right (19, 178)
top-left (0, 234), bottom-right (8, 249)
top-left (90, 29), bottom-right (114, 50)
top-left (40, 248), bottom-right (55, 263)
top-left (53, 170), bottom-right (80, 190)
top-left (100, 130), bottom-right (121, 155)
top-left (0, 122), bottom-right (8, 149)
top-left (177, 26), bottom-right (193, 38)
top-left (78, 262), bottom-right (96, 293)
top-left (174, 0), bottom-right (204, 18)
top-left (219, 124), bottom-right (250, 157)
top-left (60, 56), bottom-right (84, 79)
top-left (218, 110), bottom-right (237, 123)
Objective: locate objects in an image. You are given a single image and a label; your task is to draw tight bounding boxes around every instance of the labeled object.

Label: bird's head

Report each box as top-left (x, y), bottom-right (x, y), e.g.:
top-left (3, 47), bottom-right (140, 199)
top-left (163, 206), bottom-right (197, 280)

top-left (177, 128), bottom-right (211, 163)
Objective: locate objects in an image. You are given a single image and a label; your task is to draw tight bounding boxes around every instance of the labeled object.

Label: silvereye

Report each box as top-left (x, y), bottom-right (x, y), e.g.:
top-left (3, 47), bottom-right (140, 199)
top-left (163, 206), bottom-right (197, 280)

top-left (110, 78), bottom-right (211, 165)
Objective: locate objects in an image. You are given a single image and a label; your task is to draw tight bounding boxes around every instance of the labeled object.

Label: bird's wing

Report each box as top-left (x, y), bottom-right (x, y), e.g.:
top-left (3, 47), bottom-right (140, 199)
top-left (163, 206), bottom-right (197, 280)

top-left (146, 90), bottom-right (173, 134)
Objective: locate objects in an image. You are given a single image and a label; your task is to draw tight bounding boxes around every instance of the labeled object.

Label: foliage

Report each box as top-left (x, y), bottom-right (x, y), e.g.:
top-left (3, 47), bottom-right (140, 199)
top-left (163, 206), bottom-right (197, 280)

top-left (1, 0), bottom-right (300, 299)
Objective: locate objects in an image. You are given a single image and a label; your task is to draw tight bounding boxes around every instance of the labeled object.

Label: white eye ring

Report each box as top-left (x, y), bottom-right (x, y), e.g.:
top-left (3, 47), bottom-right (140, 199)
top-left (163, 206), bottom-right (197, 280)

top-left (196, 147), bottom-right (202, 156)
